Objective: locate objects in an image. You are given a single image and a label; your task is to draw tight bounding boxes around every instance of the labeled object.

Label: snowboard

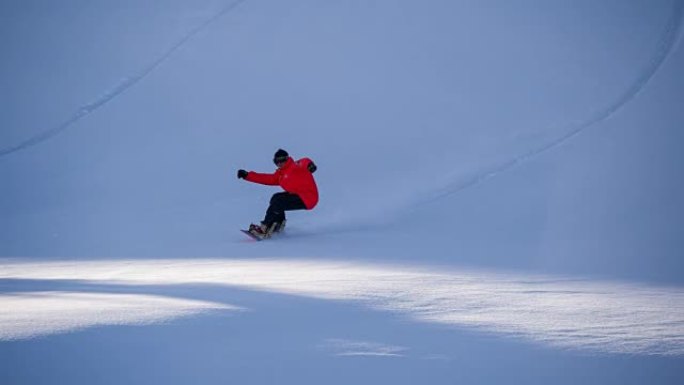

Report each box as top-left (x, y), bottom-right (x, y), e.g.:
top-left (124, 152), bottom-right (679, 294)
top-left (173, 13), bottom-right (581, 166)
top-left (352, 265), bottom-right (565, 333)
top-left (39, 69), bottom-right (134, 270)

top-left (240, 229), bottom-right (266, 241)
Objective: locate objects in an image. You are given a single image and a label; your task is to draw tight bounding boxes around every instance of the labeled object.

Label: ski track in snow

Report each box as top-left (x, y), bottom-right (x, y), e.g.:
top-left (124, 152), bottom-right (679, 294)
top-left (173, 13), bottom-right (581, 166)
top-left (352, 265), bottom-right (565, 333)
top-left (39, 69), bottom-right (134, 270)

top-left (419, 0), bottom-right (684, 206)
top-left (0, 0), bottom-right (249, 158)
top-left (1, 258), bottom-right (683, 356)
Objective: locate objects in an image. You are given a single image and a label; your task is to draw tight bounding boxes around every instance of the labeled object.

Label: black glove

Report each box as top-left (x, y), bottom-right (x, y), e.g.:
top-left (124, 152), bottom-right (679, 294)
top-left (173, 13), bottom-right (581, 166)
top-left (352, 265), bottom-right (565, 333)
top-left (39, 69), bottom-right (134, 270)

top-left (307, 162), bottom-right (317, 174)
top-left (237, 169), bottom-right (248, 179)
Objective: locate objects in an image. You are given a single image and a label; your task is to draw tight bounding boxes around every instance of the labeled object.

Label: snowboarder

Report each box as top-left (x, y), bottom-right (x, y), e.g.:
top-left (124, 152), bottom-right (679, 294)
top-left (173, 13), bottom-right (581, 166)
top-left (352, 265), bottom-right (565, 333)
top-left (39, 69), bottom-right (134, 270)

top-left (237, 149), bottom-right (318, 239)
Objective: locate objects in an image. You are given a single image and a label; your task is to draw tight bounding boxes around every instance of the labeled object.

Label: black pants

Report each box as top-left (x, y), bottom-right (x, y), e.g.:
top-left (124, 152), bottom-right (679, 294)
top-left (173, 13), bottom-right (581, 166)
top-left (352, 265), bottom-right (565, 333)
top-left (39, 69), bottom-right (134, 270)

top-left (263, 192), bottom-right (306, 226)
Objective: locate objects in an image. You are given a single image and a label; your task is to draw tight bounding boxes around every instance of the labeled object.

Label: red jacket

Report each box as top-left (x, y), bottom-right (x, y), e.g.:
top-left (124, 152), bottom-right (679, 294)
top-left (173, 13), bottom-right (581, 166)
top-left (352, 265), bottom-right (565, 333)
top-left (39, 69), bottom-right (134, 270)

top-left (245, 157), bottom-right (319, 209)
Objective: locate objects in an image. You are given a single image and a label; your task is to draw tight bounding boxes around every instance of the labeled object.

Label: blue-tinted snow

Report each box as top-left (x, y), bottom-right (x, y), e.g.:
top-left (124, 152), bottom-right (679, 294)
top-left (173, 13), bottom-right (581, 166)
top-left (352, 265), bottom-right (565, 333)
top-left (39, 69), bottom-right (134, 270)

top-left (1, 0), bottom-right (683, 384)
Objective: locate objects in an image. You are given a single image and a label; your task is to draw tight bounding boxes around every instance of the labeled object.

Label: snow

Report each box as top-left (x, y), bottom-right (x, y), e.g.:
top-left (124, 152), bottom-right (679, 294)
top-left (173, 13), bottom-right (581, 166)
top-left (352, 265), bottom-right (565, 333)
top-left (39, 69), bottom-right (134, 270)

top-left (0, 290), bottom-right (237, 341)
top-left (321, 338), bottom-right (408, 357)
top-left (2, 258), bottom-right (683, 355)
top-left (1, 0), bottom-right (683, 384)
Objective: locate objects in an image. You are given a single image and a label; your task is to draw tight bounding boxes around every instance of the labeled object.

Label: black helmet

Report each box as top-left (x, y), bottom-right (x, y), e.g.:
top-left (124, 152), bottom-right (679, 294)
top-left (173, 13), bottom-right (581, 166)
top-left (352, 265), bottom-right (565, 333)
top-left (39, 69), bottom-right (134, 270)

top-left (273, 149), bottom-right (289, 165)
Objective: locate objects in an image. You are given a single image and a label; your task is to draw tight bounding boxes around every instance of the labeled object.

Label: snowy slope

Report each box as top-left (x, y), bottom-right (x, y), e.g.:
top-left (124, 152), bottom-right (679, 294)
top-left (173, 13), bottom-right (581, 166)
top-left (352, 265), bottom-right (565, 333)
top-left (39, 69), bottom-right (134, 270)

top-left (1, 0), bottom-right (684, 384)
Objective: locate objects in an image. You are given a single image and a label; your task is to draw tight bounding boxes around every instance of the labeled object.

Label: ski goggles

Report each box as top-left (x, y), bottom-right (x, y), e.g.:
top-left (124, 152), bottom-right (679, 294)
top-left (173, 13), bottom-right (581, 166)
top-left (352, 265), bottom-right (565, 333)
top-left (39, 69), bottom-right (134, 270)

top-left (273, 156), bottom-right (288, 165)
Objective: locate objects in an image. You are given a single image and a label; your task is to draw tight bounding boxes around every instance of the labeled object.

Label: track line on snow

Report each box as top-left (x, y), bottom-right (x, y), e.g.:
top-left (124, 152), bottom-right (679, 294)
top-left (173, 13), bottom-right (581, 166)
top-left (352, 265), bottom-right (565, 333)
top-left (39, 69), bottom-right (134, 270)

top-left (420, 0), bottom-right (684, 205)
top-left (0, 0), bottom-right (249, 159)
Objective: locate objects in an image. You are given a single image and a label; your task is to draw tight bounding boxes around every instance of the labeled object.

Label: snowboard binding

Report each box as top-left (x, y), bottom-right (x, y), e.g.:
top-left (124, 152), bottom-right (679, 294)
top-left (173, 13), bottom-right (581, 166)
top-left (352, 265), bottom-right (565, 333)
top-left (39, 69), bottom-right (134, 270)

top-left (246, 220), bottom-right (286, 240)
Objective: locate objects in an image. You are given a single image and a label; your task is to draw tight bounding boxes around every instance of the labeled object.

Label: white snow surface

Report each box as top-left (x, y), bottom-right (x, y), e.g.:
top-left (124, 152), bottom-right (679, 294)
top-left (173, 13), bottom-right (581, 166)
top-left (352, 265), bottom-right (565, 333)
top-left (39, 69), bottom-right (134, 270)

top-left (0, 290), bottom-right (237, 340)
top-left (1, 258), bottom-right (682, 355)
top-left (1, 0), bottom-right (684, 383)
